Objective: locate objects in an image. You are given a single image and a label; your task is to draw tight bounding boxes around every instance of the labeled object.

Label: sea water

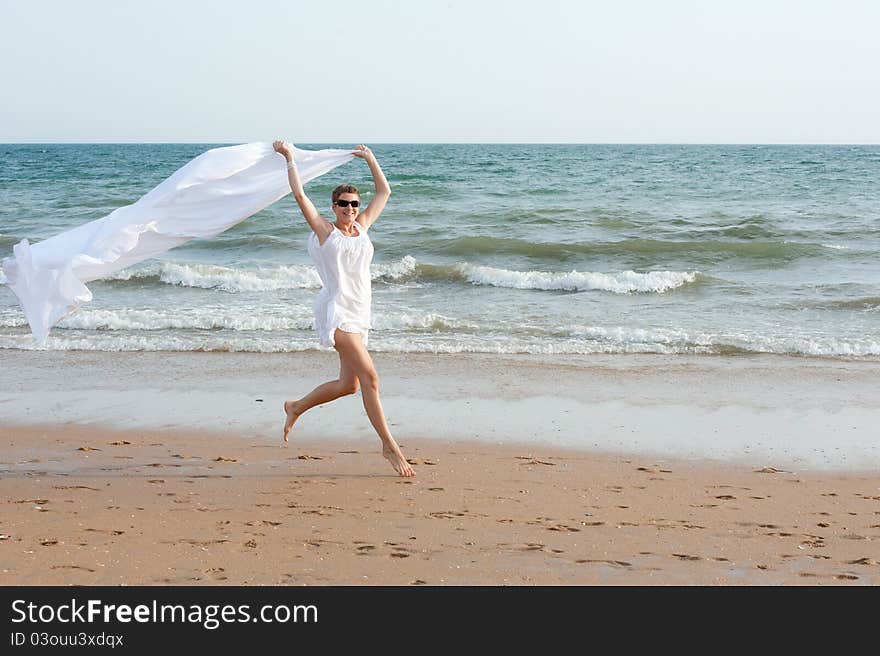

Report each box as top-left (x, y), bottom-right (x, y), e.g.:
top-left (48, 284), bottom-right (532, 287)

top-left (1, 143), bottom-right (878, 357)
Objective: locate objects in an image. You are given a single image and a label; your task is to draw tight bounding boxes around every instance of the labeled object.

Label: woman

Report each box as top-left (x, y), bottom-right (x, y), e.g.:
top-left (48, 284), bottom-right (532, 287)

top-left (273, 140), bottom-right (415, 478)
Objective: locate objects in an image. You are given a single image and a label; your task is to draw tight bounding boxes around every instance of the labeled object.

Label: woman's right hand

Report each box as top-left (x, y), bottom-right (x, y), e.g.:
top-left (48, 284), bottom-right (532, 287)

top-left (273, 140), bottom-right (293, 159)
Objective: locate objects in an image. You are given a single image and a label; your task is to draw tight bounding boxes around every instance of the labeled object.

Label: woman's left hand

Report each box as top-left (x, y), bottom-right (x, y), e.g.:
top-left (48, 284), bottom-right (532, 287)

top-left (352, 144), bottom-right (373, 159)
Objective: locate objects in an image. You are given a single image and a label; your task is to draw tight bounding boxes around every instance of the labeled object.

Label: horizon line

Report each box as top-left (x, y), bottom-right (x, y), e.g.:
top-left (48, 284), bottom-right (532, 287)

top-left (3, 141), bottom-right (880, 146)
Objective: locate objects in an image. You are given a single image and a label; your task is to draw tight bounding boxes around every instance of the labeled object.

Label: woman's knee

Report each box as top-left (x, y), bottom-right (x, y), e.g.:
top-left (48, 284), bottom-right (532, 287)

top-left (359, 368), bottom-right (380, 392)
top-left (340, 378), bottom-right (360, 395)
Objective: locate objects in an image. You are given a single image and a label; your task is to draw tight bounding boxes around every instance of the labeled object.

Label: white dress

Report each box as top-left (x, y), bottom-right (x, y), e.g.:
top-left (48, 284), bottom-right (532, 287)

top-left (307, 221), bottom-right (374, 347)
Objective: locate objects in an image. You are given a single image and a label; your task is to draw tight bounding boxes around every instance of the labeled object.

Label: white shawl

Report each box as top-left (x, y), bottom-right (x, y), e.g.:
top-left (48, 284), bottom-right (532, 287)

top-left (1, 143), bottom-right (354, 342)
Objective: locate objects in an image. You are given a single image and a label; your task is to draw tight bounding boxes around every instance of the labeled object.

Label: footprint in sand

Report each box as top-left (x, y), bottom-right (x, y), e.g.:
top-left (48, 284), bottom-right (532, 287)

top-left (51, 565), bottom-right (95, 572)
top-left (406, 458), bottom-right (437, 466)
top-left (575, 559), bottom-right (632, 568)
top-left (108, 440), bottom-right (131, 446)
top-left (516, 456), bottom-right (556, 466)
top-left (297, 454), bottom-right (323, 460)
top-left (672, 554), bottom-right (702, 561)
top-left (847, 557), bottom-right (878, 566)
top-left (172, 538), bottom-right (229, 546)
top-left (429, 510), bottom-right (468, 519)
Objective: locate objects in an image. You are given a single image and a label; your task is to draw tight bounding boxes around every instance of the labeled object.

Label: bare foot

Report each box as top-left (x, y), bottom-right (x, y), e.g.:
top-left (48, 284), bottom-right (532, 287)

top-left (383, 443), bottom-right (416, 477)
top-left (282, 401), bottom-right (301, 443)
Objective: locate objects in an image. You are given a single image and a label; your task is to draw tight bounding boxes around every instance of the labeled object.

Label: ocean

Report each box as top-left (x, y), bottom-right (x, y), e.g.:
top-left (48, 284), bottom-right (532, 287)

top-left (1, 143), bottom-right (878, 357)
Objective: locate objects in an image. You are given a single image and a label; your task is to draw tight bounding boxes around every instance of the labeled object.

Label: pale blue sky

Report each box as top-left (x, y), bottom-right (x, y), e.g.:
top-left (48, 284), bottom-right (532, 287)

top-left (2, 0), bottom-right (878, 143)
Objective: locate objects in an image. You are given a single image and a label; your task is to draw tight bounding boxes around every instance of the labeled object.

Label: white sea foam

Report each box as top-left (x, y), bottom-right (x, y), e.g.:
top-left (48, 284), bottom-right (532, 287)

top-left (55, 307), bottom-right (314, 332)
top-left (372, 311), bottom-right (479, 332)
top-left (100, 257), bottom-right (698, 294)
top-left (108, 262), bottom-right (322, 292)
top-left (105, 257), bottom-right (421, 292)
top-left (460, 265), bottom-right (699, 293)
top-left (373, 255), bottom-right (418, 280)
top-left (0, 312), bottom-right (28, 328)
top-left (3, 324), bottom-right (878, 357)
top-left (3, 305), bottom-right (470, 334)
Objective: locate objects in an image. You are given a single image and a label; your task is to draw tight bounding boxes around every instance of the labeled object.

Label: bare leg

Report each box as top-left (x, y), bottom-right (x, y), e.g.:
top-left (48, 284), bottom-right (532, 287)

top-left (333, 329), bottom-right (415, 477)
top-left (283, 358), bottom-right (359, 442)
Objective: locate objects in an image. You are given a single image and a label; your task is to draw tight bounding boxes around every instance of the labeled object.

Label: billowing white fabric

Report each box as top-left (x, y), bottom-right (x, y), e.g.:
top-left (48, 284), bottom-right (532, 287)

top-left (307, 222), bottom-right (374, 348)
top-left (0, 143), bottom-right (354, 342)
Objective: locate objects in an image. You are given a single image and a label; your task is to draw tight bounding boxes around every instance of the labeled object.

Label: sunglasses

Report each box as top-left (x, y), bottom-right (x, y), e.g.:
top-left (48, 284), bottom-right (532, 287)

top-left (334, 199), bottom-right (360, 208)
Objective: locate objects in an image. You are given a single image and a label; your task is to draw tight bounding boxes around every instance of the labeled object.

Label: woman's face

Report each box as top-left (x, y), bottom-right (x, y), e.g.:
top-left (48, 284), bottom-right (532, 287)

top-left (332, 193), bottom-right (360, 223)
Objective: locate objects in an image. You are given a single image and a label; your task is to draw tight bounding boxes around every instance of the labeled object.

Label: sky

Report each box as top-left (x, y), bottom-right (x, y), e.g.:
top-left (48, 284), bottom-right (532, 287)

top-left (1, 0), bottom-right (879, 143)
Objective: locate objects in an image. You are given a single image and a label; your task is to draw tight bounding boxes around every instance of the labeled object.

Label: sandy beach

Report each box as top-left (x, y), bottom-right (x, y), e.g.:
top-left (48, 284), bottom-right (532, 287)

top-left (1, 351), bottom-right (878, 585)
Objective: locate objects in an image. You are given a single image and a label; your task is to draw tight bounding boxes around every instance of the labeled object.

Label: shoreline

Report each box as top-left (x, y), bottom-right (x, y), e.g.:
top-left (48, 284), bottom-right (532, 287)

top-left (1, 349), bottom-right (877, 471)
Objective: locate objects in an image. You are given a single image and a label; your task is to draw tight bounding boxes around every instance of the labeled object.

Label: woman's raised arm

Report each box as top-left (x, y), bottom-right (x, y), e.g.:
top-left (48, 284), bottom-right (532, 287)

top-left (273, 140), bottom-right (332, 242)
top-left (353, 145), bottom-right (391, 230)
